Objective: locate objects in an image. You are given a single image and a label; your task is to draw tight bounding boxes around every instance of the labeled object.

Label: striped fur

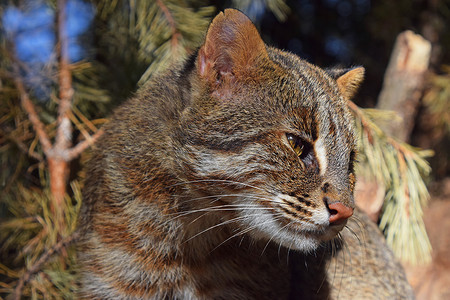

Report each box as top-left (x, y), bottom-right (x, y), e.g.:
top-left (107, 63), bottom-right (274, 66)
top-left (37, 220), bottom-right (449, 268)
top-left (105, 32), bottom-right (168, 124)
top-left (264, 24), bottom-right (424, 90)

top-left (78, 9), bottom-right (413, 300)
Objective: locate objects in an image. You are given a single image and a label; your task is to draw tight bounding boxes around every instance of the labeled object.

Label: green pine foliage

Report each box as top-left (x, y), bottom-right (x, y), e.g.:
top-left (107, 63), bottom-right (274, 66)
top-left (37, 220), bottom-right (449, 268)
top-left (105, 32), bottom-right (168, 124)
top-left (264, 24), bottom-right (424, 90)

top-left (350, 103), bottom-right (433, 264)
top-left (0, 184), bottom-right (81, 299)
top-left (423, 66), bottom-right (450, 135)
top-left (94, 0), bottom-right (215, 103)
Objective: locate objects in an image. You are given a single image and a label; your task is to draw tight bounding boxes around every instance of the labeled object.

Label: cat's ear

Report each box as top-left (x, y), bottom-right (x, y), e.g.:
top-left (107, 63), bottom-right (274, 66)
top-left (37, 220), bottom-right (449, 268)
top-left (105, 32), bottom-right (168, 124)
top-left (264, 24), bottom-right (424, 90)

top-left (328, 67), bottom-right (365, 99)
top-left (197, 9), bottom-right (268, 84)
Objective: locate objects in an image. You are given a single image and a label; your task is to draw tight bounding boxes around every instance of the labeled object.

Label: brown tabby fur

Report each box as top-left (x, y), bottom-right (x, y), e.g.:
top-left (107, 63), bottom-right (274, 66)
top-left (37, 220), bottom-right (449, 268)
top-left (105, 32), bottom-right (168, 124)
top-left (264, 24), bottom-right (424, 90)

top-left (77, 9), bottom-right (414, 299)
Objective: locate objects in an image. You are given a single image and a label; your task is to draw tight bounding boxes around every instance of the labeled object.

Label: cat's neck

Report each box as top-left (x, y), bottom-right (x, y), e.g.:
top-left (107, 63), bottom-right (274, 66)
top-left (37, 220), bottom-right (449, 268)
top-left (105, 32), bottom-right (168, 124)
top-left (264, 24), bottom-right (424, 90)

top-left (179, 210), bottom-right (287, 267)
top-left (178, 201), bottom-right (241, 255)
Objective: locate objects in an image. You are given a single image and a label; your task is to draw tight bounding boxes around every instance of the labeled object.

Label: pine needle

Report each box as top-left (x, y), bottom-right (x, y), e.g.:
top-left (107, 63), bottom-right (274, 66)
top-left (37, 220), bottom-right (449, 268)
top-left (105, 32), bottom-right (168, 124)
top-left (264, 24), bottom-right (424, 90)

top-left (349, 100), bottom-right (433, 265)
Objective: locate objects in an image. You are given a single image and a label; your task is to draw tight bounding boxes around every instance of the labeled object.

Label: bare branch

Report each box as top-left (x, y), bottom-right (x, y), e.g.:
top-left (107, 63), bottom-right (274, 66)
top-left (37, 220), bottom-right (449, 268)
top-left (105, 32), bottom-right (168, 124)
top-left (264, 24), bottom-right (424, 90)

top-left (13, 232), bottom-right (80, 300)
top-left (55, 0), bottom-right (73, 153)
top-left (156, 0), bottom-right (180, 50)
top-left (66, 128), bottom-right (104, 161)
top-left (13, 74), bottom-right (53, 156)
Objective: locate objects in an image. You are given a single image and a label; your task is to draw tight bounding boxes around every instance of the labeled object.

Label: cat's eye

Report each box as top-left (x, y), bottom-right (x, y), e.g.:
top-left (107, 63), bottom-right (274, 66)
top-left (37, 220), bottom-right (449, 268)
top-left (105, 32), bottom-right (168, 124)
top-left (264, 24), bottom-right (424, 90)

top-left (286, 134), bottom-right (304, 157)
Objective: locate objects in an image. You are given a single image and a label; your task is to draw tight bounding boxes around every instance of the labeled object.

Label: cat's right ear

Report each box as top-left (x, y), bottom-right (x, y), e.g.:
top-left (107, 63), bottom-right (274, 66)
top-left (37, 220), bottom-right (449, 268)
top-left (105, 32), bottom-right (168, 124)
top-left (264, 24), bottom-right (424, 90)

top-left (197, 9), bottom-right (268, 88)
top-left (327, 67), bottom-right (365, 100)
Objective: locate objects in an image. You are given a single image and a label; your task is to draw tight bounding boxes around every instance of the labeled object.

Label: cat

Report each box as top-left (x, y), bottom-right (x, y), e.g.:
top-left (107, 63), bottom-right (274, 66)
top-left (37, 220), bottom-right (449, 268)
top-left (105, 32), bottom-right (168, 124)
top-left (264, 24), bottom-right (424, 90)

top-left (77, 9), bottom-right (414, 299)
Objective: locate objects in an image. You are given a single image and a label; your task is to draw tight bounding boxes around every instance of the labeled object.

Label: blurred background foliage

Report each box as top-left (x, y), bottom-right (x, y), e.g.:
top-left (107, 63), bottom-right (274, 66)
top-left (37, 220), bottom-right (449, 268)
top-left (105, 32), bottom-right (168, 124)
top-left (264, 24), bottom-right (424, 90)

top-left (0, 0), bottom-right (449, 298)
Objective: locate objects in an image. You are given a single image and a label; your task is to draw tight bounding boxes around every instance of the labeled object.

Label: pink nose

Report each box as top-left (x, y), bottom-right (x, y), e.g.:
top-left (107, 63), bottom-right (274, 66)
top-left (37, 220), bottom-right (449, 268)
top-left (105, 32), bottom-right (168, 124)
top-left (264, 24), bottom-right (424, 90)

top-left (328, 202), bottom-right (353, 224)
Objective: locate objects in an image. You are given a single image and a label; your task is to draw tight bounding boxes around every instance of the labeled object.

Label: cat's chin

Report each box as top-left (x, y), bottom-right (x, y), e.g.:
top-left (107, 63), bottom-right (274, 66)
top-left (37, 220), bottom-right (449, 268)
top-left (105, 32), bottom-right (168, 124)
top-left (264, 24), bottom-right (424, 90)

top-left (295, 221), bottom-right (348, 250)
top-left (236, 203), bottom-right (348, 253)
top-left (286, 235), bottom-right (323, 253)
top-left (254, 221), bottom-right (348, 253)
top-left (280, 230), bottom-right (344, 253)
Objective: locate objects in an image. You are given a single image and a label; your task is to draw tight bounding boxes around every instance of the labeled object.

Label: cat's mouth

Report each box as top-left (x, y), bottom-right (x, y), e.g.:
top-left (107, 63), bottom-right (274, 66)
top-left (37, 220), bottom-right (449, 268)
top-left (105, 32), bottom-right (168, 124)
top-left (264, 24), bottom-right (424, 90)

top-left (273, 218), bottom-right (348, 252)
top-left (285, 219), bottom-right (347, 240)
top-left (319, 220), bottom-right (348, 241)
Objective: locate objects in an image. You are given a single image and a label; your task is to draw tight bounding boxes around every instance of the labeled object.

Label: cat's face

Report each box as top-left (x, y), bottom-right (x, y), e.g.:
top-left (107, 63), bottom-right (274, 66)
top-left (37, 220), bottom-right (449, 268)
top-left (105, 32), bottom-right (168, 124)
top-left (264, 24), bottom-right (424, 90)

top-left (176, 9), bottom-right (362, 252)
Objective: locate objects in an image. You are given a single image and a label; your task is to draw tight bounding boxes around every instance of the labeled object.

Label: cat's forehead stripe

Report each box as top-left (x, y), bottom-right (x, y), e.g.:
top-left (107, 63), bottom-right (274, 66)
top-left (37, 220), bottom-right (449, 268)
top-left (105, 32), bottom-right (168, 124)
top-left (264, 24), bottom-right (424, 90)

top-left (314, 137), bottom-right (328, 176)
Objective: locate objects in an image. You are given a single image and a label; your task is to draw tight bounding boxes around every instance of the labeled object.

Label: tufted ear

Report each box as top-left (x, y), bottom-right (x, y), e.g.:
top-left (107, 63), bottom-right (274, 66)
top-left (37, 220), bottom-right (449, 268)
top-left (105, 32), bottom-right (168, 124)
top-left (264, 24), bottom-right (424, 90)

top-left (328, 67), bottom-right (365, 100)
top-left (197, 9), bottom-right (268, 85)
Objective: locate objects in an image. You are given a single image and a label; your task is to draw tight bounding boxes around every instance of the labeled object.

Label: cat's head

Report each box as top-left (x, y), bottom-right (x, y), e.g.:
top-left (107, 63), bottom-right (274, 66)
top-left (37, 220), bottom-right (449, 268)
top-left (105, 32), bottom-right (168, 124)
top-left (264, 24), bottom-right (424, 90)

top-left (176, 9), bottom-right (364, 252)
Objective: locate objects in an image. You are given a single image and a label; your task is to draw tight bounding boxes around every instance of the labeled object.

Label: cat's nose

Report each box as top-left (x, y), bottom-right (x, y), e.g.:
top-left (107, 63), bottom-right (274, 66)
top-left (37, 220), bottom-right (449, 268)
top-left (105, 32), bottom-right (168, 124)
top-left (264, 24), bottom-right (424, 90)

top-left (327, 202), bottom-right (353, 224)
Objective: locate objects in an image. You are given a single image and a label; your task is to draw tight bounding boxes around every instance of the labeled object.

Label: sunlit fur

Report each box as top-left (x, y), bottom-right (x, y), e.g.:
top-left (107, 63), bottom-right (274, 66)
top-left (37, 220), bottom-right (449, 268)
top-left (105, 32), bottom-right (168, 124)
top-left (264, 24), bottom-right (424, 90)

top-left (78, 9), bottom-right (413, 300)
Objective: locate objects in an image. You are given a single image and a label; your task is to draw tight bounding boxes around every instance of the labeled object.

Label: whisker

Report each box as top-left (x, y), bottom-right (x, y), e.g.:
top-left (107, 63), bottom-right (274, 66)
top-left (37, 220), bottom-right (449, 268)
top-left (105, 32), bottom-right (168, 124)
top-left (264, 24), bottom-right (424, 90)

top-left (348, 216), bottom-right (368, 267)
top-left (331, 240), bottom-right (339, 297)
top-left (286, 238), bottom-right (295, 265)
top-left (183, 213), bottom-right (277, 243)
top-left (170, 193), bottom-right (277, 207)
top-left (210, 215), bottom-right (284, 253)
top-left (335, 235), bottom-right (345, 300)
top-left (181, 204), bottom-right (276, 232)
top-left (260, 220), bottom-right (291, 257)
top-left (277, 233), bottom-right (285, 261)
top-left (169, 203), bottom-right (274, 219)
top-left (341, 232), bottom-right (354, 283)
top-left (344, 224), bottom-right (362, 246)
top-left (316, 244), bottom-right (329, 295)
top-left (183, 215), bottom-right (249, 243)
top-left (167, 179), bottom-right (274, 195)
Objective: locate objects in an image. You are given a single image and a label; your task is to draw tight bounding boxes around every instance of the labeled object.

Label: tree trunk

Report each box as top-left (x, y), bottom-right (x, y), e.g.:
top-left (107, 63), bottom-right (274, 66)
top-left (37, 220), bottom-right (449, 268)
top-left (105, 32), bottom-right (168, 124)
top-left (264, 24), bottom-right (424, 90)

top-left (376, 30), bottom-right (431, 142)
top-left (356, 31), bottom-right (431, 220)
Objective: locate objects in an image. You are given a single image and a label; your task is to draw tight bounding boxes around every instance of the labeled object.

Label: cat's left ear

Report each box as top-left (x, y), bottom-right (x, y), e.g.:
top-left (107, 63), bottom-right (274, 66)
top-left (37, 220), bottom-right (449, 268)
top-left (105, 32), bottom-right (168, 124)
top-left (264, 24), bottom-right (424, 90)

top-left (197, 9), bottom-right (268, 85)
top-left (328, 67), bottom-right (365, 99)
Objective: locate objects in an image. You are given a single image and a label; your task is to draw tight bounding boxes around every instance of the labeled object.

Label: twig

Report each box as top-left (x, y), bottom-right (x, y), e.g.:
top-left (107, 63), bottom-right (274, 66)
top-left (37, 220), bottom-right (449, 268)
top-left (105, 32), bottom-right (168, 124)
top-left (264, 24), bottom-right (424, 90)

top-left (156, 0), bottom-right (180, 50)
top-left (4, 131), bottom-right (43, 161)
top-left (66, 128), bottom-right (104, 160)
top-left (348, 101), bottom-right (420, 163)
top-left (5, 38), bottom-right (53, 157)
top-left (347, 100), bottom-right (374, 143)
top-left (0, 126), bottom-right (43, 161)
top-left (13, 74), bottom-right (53, 156)
top-left (13, 231), bottom-right (80, 300)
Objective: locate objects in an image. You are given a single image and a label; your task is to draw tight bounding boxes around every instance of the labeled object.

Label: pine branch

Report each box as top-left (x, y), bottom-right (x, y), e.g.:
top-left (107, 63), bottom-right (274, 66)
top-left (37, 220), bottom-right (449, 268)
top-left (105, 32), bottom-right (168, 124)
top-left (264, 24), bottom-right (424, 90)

top-left (66, 128), bottom-right (104, 160)
top-left (1, 126), bottom-right (44, 161)
top-left (156, 0), bottom-right (180, 50)
top-left (12, 231), bottom-right (80, 300)
top-left (348, 100), bottom-right (433, 264)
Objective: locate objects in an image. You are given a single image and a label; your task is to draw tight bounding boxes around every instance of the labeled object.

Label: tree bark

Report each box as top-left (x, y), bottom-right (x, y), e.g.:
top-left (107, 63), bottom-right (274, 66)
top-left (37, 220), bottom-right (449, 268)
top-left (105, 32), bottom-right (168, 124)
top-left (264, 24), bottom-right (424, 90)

top-left (48, 157), bottom-right (69, 214)
top-left (376, 30), bottom-right (431, 142)
top-left (357, 31), bottom-right (431, 220)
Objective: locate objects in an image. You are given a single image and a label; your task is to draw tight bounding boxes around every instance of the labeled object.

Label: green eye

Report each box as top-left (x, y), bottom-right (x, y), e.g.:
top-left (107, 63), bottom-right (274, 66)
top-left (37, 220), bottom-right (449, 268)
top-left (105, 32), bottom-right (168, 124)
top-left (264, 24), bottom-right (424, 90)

top-left (286, 134), bottom-right (304, 157)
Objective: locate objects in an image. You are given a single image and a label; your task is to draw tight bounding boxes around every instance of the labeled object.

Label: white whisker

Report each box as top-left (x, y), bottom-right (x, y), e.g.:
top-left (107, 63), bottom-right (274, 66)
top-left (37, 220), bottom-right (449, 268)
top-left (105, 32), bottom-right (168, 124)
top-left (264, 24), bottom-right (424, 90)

top-left (210, 215), bottom-right (284, 253)
top-left (183, 213), bottom-right (274, 243)
top-left (260, 220), bottom-right (292, 257)
top-left (167, 179), bottom-right (274, 195)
